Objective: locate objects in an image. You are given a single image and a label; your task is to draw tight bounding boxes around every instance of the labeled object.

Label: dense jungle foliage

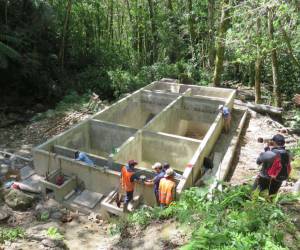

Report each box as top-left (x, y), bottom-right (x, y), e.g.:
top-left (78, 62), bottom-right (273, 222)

top-left (0, 0), bottom-right (299, 110)
top-left (115, 184), bottom-right (300, 249)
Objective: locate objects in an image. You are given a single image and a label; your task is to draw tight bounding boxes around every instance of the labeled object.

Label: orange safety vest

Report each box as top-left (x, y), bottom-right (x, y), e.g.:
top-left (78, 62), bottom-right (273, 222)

top-left (159, 178), bottom-right (176, 205)
top-left (121, 166), bottom-right (135, 192)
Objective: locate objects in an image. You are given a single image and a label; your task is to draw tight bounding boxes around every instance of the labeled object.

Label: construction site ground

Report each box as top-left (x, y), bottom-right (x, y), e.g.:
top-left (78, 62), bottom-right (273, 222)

top-left (0, 105), bottom-right (299, 250)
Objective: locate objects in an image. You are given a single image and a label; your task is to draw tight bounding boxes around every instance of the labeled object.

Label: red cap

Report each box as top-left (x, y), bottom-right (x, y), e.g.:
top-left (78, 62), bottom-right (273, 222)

top-left (128, 160), bottom-right (138, 166)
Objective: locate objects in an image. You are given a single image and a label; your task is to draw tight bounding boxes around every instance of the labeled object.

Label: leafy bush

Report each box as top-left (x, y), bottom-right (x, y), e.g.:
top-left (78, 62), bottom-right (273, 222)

top-left (0, 227), bottom-right (25, 243)
top-left (125, 185), bottom-right (298, 249)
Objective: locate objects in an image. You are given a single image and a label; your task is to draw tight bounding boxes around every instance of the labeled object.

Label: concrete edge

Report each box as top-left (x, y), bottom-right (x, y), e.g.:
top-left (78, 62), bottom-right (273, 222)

top-left (215, 109), bottom-right (249, 181)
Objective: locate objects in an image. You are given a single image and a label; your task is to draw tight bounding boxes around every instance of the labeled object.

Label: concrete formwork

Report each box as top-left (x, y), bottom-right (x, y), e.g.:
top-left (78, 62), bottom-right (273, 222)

top-left (33, 79), bottom-right (237, 209)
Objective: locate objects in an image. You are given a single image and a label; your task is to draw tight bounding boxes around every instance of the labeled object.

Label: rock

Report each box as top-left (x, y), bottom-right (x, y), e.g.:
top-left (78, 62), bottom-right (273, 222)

top-left (4, 189), bottom-right (35, 210)
top-left (41, 238), bottom-right (67, 249)
top-left (293, 179), bottom-right (300, 193)
top-left (51, 211), bottom-right (63, 220)
top-left (0, 207), bottom-right (9, 221)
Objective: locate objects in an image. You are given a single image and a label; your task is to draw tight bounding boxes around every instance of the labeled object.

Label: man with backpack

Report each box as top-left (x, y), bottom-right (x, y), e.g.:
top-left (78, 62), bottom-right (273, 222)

top-left (254, 134), bottom-right (291, 195)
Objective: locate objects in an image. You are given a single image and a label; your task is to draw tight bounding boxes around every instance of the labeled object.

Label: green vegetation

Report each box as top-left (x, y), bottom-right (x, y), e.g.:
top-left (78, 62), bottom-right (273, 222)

top-left (46, 227), bottom-right (64, 240)
top-left (290, 142), bottom-right (300, 181)
top-left (119, 185), bottom-right (300, 249)
top-left (31, 90), bottom-right (90, 121)
top-left (1, 1), bottom-right (300, 111)
top-left (0, 227), bottom-right (25, 244)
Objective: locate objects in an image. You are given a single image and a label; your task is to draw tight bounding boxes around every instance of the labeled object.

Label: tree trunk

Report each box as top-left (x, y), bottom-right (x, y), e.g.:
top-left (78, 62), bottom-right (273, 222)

top-left (125, 0), bottom-right (137, 51)
top-left (254, 17), bottom-right (262, 104)
top-left (187, 0), bottom-right (196, 55)
top-left (212, 0), bottom-right (230, 87)
top-left (248, 62), bottom-right (255, 87)
top-left (268, 8), bottom-right (281, 107)
top-left (255, 57), bottom-right (262, 104)
top-left (281, 27), bottom-right (300, 70)
top-left (58, 0), bottom-right (72, 71)
top-left (147, 0), bottom-right (158, 64)
top-left (207, 0), bottom-right (215, 68)
top-left (166, 0), bottom-right (178, 63)
top-left (5, 0), bottom-right (8, 25)
top-left (109, 0), bottom-right (114, 48)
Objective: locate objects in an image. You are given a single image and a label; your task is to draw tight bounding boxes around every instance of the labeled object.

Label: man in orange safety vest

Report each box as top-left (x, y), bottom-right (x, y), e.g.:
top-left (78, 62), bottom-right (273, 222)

top-left (159, 168), bottom-right (176, 207)
top-left (120, 160), bottom-right (139, 212)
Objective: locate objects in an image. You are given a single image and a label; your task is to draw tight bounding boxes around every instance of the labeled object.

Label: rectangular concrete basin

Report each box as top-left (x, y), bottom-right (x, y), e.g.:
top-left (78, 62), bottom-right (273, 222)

top-left (41, 120), bottom-right (137, 159)
top-left (94, 91), bottom-right (176, 129)
top-left (146, 97), bottom-right (222, 140)
top-left (113, 131), bottom-right (200, 172)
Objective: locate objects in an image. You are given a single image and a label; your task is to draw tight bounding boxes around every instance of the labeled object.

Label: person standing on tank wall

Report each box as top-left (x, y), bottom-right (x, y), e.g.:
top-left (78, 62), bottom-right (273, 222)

top-left (253, 134), bottom-right (292, 195)
top-left (218, 105), bottom-right (231, 133)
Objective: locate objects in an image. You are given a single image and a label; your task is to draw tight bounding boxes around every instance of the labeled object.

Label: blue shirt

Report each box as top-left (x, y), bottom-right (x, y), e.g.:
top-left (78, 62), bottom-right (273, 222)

top-left (222, 107), bottom-right (230, 118)
top-left (162, 169), bottom-right (182, 179)
top-left (153, 171), bottom-right (165, 193)
top-left (76, 152), bottom-right (94, 165)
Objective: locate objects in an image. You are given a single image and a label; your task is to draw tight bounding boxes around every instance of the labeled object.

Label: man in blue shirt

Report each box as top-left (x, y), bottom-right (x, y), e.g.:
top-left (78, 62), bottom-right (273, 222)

top-left (74, 151), bottom-right (94, 165)
top-left (162, 163), bottom-right (182, 179)
top-left (218, 105), bottom-right (231, 133)
top-left (144, 162), bottom-right (165, 205)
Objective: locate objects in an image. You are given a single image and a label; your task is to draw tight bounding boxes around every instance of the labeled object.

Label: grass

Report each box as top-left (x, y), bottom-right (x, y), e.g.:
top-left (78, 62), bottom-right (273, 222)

top-left (117, 184), bottom-right (300, 250)
top-left (0, 227), bottom-right (25, 243)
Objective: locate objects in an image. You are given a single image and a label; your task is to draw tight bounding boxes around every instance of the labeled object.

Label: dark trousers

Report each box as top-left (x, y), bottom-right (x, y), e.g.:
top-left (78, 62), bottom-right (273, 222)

top-left (154, 190), bottom-right (160, 205)
top-left (253, 176), bottom-right (282, 195)
top-left (124, 191), bottom-right (133, 205)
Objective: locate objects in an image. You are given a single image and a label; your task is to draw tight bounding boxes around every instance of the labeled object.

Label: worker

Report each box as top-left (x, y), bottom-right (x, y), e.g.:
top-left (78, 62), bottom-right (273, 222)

top-left (120, 160), bottom-right (139, 212)
top-left (253, 134), bottom-right (291, 195)
top-left (162, 163), bottom-right (182, 179)
top-left (218, 105), bottom-right (231, 133)
top-left (159, 168), bottom-right (176, 207)
top-left (74, 151), bottom-right (94, 165)
top-left (144, 162), bottom-right (165, 205)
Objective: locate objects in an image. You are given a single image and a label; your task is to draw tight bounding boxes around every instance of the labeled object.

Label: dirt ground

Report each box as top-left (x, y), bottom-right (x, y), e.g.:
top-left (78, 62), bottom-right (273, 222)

top-left (0, 107), bottom-right (299, 250)
top-left (229, 110), bottom-right (299, 188)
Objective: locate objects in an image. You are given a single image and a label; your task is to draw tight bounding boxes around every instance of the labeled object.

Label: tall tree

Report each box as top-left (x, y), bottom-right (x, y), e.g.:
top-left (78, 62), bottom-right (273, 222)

top-left (58, 0), bottom-right (72, 71)
top-left (147, 0), bottom-right (158, 64)
top-left (268, 7), bottom-right (281, 107)
top-left (213, 0), bottom-right (230, 86)
top-left (207, 0), bottom-right (215, 68)
top-left (255, 17), bottom-right (263, 104)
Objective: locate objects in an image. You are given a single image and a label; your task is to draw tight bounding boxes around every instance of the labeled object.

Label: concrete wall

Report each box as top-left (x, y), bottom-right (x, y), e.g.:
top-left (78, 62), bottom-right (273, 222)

top-left (113, 133), bottom-right (142, 165)
top-left (142, 131), bottom-right (199, 172)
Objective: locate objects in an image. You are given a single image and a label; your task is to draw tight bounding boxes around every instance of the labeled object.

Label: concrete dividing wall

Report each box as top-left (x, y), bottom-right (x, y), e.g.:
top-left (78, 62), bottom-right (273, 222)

top-left (145, 80), bottom-right (234, 100)
top-left (113, 133), bottom-right (142, 165)
top-left (38, 121), bottom-right (90, 152)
